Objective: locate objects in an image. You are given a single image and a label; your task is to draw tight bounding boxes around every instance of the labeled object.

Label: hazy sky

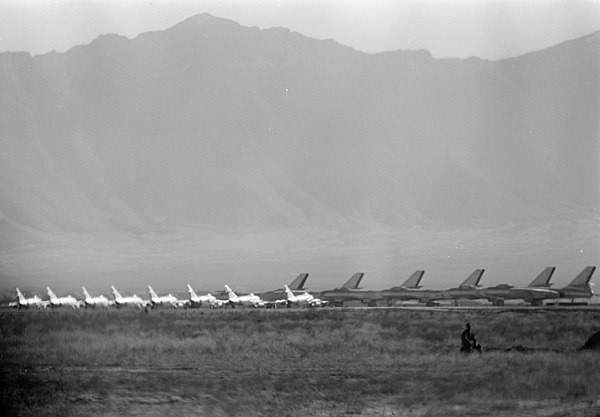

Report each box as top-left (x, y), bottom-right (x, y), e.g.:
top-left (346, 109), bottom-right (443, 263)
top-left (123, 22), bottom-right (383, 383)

top-left (1, 0), bottom-right (599, 59)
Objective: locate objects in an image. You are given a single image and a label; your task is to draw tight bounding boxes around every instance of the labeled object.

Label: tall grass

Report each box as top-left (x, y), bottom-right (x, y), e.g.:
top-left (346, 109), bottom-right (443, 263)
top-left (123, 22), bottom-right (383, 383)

top-left (1, 308), bottom-right (599, 416)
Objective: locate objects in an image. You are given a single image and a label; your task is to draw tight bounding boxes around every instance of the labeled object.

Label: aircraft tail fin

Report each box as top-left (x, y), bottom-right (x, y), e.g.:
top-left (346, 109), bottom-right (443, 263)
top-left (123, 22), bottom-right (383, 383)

top-left (111, 285), bottom-right (122, 300)
top-left (46, 287), bottom-right (57, 300)
top-left (402, 271), bottom-right (425, 288)
top-left (288, 273), bottom-right (309, 290)
top-left (148, 286), bottom-right (158, 299)
top-left (16, 288), bottom-right (25, 301)
top-left (82, 287), bottom-right (92, 299)
top-left (528, 267), bottom-right (556, 287)
top-left (284, 284), bottom-right (294, 299)
top-left (341, 273), bottom-right (364, 289)
top-left (565, 266), bottom-right (596, 288)
top-left (224, 285), bottom-right (236, 299)
top-left (460, 269), bottom-right (485, 288)
top-left (187, 284), bottom-right (198, 299)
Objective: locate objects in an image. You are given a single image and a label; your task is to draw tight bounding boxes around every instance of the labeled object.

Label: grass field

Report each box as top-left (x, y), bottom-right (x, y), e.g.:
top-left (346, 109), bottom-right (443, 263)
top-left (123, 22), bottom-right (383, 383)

top-left (1, 307), bottom-right (600, 416)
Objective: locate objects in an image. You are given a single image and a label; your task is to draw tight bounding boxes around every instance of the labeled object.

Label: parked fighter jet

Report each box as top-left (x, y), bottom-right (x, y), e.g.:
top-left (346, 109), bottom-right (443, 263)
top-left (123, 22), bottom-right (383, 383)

top-left (47, 287), bottom-right (81, 308)
top-left (319, 273), bottom-right (382, 306)
top-left (257, 273), bottom-right (314, 307)
top-left (284, 285), bottom-right (326, 307)
top-left (14, 288), bottom-right (43, 309)
top-left (447, 269), bottom-right (486, 303)
top-left (186, 285), bottom-right (228, 308)
top-left (211, 273), bottom-right (311, 307)
top-left (147, 286), bottom-right (181, 308)
top-left (82, 287), bottom-right (112, 308)
top-left (111, 285), bottom-right (151, 309)
top-left (557, 266), bottom-right (596, 301)
top-left (224, 285), bottom-right (265, 308)
top-left (381, 271), bottom-right (449, 306)
top-left (479, 267), bottom-right (559, 306)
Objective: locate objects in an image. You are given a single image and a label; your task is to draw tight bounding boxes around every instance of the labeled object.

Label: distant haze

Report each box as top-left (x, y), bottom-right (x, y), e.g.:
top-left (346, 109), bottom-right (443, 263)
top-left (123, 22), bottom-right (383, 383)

top-left (0, 13), bottom-right (598, 294)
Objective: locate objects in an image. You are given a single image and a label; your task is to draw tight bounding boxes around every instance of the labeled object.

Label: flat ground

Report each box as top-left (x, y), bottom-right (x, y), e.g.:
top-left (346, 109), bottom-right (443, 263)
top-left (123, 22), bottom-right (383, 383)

top-left (1, 307), bottom-right (599, 416)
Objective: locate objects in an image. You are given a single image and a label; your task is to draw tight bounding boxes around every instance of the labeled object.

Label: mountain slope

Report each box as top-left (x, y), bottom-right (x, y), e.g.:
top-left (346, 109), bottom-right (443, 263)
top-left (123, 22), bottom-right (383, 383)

top-left (0, 15), bottom-right (598, 286)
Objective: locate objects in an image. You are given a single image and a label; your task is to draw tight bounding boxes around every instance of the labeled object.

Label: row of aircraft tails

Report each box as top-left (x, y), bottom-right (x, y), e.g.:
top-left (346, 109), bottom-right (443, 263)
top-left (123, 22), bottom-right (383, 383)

top-left (9, 267), bottom-right (597, 310)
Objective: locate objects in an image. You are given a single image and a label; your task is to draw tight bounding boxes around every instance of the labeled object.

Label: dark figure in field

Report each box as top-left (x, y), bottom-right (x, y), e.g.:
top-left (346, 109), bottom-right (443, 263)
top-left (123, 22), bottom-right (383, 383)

top-left (460, 323), bottom-right (482, 354)
top-left (461, 323), bottom-right (472, 354)
top-left (580, 329), bottom-right (600, 350)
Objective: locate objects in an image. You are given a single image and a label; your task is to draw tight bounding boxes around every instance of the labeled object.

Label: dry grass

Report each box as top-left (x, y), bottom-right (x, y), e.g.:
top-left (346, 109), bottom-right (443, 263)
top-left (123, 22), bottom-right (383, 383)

top-left (1, 308), bottom-right (600, 416)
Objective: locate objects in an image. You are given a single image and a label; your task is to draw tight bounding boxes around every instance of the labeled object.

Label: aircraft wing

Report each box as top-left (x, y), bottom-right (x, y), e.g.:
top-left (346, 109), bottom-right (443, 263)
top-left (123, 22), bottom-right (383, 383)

top-left (507, 287), bottom-right (558, 302)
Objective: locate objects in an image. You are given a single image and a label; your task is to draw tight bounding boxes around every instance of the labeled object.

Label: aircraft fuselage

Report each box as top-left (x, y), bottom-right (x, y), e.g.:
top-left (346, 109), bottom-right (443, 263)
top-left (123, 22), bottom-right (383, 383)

top-left (380, 288), bottom-right (448, 303)
top-left (480, 286), bottom-right (559, 305)
top-left (320, 289), bottom-right (381, 306)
